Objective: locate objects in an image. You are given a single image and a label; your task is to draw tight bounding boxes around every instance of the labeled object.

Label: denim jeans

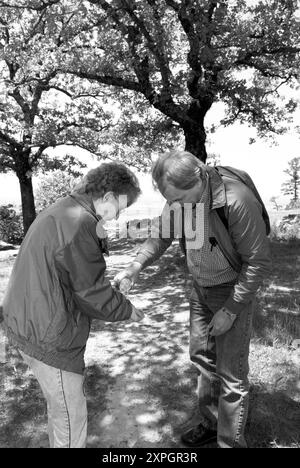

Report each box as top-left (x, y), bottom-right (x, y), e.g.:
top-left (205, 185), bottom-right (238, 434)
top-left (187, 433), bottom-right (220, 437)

top-left (189, 282), bottom-right (254, 448)
top-left (19, 351), bottom-right (87, 448)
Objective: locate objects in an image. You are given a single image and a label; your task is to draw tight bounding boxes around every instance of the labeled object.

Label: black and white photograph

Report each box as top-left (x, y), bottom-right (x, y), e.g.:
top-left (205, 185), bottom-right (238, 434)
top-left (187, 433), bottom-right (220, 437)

top-left (0, 0), bottom-right (299, 450)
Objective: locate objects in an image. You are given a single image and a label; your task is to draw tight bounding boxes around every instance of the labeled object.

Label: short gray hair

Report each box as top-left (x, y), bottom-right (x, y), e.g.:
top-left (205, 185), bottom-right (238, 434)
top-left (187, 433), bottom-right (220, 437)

top-left (152, 150), bottom-right (207, 191)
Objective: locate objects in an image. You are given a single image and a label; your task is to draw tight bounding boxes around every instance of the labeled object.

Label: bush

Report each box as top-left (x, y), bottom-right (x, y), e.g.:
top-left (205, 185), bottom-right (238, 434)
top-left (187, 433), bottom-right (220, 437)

top-left (35, 170), bottom-right (79, 212)
top-left (0, 204), bottom-right (24, 245)
top-left (279, 214), bottom-right (300, 239)
top-left (285, 200), bottom-right (300, 210)
top-left (270, 214), bottom-right (300, 240)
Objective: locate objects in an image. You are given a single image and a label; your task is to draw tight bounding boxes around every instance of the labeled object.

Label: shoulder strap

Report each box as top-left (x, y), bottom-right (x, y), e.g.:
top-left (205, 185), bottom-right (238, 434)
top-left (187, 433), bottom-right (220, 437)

top-left (215, 166), bottom-right (271, 235)
top-left (216, 206), bottom-right (229, 231)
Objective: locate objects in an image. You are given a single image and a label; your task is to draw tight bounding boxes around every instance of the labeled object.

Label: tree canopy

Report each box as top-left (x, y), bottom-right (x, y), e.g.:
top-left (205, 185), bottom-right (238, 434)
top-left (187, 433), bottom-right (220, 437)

top-left (61, 0), bottom-right (300, 159)
top-left (0, 0), bottom-right (299, 232)
top-left (0, 0), bottom-right (150, 231)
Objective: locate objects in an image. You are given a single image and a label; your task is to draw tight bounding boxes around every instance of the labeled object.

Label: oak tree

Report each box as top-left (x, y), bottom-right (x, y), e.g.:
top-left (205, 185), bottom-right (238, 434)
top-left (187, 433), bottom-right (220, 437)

top-left (62, 0), bottom-right (300, 161)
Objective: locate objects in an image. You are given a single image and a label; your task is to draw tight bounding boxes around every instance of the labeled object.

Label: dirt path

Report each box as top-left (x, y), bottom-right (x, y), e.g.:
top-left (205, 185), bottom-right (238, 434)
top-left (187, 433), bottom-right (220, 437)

top-left (84, 241), bottom-right (198, 448)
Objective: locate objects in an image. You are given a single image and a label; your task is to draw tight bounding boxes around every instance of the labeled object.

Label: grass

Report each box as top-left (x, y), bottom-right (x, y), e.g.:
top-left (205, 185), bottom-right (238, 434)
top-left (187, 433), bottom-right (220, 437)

top-left (254, 239), bottom-right (300, 347)
top-left (0, 239), bottom-right (299, 448)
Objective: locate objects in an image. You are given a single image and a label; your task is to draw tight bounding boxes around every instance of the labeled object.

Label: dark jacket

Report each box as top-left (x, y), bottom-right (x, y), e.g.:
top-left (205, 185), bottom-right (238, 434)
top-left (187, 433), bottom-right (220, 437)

top-left (135, 166), bottom-right (272, 315)
top-left (3, 192), bottom-right (133, 374)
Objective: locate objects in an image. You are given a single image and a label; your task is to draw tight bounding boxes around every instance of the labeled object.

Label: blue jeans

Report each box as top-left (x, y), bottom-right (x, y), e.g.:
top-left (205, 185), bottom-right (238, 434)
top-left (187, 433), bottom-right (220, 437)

top-left (189, 282), bottom-right (254, 448)
top-left (19, 351), bottom-right (87, 448)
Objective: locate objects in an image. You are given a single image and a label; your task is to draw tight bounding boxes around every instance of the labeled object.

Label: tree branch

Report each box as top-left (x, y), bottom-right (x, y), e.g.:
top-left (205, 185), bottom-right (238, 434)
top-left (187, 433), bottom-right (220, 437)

top-left (24, 9), bottom-right (46, 45)
top-left (237, 46), bottom-right (300, 65)
top-left (120, 0), bottom-right (172, 94)
top-left (167, 0), bottom-right (204, 100)
top-left (0, 128), bottom-right (21, 149)
top-left (67, 67), bottom-right (195, 127)
top-left (46, 85), bottom-right (109, 101)
top-left (46, 85), bottom-right (73, 98)
top-left (262, 75), bottom-right (296, 98)
top-left (8, 70), bottom-right (58, 124)
top-left (207, 0), bottom-right (218, 23)
top-left (50, 142), bottom-right (99, 155)
top-left (164, 0), bottom-right (180, 12)
top-left (91, 0), bottom-right (173, 96)
top-left (235, 58), bottom-right (297, 80)
top-left (65, 70), bottom-right (142, 93)
top-left (29, 143), bottom-right (48, 165)
top-left (5, 59), bottom-right (19, 81)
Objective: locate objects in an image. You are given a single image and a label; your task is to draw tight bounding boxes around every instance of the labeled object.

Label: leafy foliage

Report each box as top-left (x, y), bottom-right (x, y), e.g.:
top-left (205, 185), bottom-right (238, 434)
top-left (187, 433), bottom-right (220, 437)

top-left (37, 152), bottom-right (87, 177)
top-left (0, 204), bottom-right (23, 244)
top-left (34, 169), bottom-right (79, 211)
top-left (59, 0), bottom-right (300, 158)
top-left (0, 0), bottom-right (140, 230)
top-left (206, 151), bottom-right (221, 166)
top-left (272, 214), bottom-right (300, 240)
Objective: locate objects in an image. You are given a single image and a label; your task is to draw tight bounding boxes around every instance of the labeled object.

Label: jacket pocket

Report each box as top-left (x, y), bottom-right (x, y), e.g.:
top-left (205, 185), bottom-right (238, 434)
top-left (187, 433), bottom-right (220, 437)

top-left (58, 274), bottom-right (81, 327)
top-left (42, 307), bottom-right (69, 344)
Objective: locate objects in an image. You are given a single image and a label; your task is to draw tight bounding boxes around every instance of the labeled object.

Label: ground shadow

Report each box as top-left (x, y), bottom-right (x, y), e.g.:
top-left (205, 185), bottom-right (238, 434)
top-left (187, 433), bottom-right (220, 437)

top-left (247, 384), bottom-right (300, 448)
top-left (0, 345), bottom-right (47, 448)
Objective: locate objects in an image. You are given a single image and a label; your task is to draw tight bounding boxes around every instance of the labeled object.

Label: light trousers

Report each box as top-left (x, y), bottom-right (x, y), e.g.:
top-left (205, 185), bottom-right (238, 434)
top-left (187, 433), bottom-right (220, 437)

top-left (19, 350), bottom-right (87, 448)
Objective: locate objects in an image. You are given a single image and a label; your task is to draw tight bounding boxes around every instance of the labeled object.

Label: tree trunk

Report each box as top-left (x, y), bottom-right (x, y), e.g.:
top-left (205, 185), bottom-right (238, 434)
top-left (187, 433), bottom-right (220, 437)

top-left (17, 172), bottom-right (36, 235)
top-left (183, 123), bottom-right (207, 163)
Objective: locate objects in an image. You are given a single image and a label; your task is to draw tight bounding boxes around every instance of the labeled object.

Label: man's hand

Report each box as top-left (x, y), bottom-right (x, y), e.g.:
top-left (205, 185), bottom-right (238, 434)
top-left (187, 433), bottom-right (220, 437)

top-left (113, 262), bottom-right (142, 292)
top-left (208, 307), bottom-right (237, 337)
top-left (128, 305), bottom-right (145, 323)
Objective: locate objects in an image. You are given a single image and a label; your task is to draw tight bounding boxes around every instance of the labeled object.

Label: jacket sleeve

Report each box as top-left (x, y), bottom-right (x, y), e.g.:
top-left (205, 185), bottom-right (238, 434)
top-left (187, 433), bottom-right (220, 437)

top-left (135, 203), bottom-right (176, 268)
top-left (223, 193), bottom-right (272, 314)
top-left (55, 215), bottom-right (133, 321)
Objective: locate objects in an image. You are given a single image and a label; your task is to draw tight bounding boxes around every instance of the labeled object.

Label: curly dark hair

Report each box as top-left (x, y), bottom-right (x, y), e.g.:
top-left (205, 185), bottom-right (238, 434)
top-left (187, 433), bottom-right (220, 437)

top-left (74, 163), bottom-right (141, 206)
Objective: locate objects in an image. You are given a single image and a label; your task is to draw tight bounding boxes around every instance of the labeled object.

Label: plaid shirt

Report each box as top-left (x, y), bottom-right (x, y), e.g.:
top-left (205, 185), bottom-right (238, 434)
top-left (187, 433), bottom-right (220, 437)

top-left (186, 180), bottom-right (238, 287)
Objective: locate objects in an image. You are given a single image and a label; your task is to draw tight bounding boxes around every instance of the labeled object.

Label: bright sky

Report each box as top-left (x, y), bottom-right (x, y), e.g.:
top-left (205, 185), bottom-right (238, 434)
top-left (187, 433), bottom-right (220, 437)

top-left (207, 119), bottom-right (300, 206)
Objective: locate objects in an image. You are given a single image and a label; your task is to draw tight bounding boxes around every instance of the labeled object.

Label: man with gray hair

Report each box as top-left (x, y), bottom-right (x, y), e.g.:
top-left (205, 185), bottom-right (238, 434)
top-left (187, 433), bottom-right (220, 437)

top-left (114, 150), bottom-right (271, 448)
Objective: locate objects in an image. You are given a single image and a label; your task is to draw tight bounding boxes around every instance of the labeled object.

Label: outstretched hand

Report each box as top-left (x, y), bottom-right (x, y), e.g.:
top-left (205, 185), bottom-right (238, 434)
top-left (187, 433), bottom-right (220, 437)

top-left (113, 262), bottom-right (142, 292)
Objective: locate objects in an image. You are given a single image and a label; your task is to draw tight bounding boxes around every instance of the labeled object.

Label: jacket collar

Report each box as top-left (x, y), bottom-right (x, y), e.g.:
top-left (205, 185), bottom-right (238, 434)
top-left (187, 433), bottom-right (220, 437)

top-left (206, 166), bottom-right (226, 210)
top-left (70, 192), bottom-right (109, 256)
top-left (70, 192), bottom-right (101, 222)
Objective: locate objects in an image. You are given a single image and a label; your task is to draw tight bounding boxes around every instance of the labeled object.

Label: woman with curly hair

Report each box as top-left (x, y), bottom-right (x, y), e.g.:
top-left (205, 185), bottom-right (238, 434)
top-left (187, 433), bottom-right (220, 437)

top-left (2, 162), bottom-right (143, 448)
